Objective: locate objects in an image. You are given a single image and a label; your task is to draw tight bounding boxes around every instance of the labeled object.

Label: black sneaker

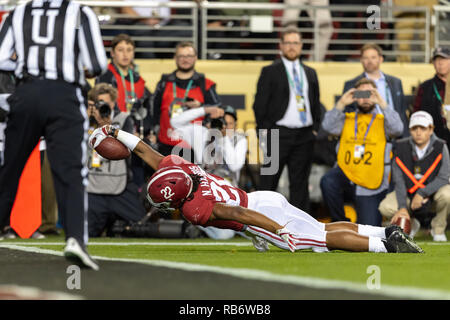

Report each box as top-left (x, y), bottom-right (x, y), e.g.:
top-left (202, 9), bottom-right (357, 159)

top-left (384, 230), bottom-right (424, 253)
top-left (63, 237), bottom-right (99, 271)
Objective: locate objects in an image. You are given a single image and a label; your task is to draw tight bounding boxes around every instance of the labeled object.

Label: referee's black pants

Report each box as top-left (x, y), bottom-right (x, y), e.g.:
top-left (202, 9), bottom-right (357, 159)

top-left (0, 79), bottom-right (89, 245)
top-left (259, 125), bottom-right (315, 213)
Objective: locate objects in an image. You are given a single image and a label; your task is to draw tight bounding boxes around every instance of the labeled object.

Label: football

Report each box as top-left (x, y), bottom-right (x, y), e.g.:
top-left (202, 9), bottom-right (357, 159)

top-left (94, 136), bottom-right (130, 160)
top-left (394, 216), bottom-right (411, 235)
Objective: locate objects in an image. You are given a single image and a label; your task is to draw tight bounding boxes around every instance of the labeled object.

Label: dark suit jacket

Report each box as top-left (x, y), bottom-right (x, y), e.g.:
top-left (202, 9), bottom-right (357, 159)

top-left (343, 72), bottom-right (409, 137)
top-left (252, 59), bottom-right (321, 132)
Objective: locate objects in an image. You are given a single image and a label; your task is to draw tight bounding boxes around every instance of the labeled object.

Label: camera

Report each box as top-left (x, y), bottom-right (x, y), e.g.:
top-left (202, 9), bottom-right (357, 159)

top-left (95, 100), bottom-right (112, 118)
top-left (210, 117), bottom-right (226, 130)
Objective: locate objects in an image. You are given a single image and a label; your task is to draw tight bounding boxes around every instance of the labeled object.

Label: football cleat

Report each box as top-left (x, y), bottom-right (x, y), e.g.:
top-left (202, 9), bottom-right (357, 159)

top-left (251, 235), bottom-right (269, 252)
top-left (384, 230), bottom-right (424, 253)
top-left (64, 237), bottom-right (99, 271)
top-left (384, 224), bottom-right (402, 239)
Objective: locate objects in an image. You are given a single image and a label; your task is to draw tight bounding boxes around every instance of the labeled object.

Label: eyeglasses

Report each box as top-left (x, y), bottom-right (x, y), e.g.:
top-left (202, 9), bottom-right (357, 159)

top-left (176, 55), bottom-right (196, 60)
top-left (281, 41), bottom-right (301, 46)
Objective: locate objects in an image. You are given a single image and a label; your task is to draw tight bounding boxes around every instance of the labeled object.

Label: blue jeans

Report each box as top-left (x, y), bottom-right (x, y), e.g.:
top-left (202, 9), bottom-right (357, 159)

top-left (320, 166), bottom-right (386, 226)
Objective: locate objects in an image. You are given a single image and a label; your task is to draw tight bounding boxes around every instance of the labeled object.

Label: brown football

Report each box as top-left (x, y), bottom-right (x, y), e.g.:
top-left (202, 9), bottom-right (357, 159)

top-left (94, 136), bottom-right (130, 160)
top-left (394, 216), bottom-right (411, 235)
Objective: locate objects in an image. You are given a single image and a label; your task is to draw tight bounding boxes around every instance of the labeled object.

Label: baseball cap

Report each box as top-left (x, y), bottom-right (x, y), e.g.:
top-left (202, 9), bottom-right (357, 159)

top-left (432, 47), bottom-right (450, 60)
top-left (222, 105), bottom-right (237, 120)
top-left (409, 111), bottom-right (434, 128)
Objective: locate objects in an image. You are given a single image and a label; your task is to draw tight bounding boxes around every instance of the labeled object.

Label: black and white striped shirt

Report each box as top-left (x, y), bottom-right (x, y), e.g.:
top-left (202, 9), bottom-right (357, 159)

top-left (0, 0), bottom-right (107, 86)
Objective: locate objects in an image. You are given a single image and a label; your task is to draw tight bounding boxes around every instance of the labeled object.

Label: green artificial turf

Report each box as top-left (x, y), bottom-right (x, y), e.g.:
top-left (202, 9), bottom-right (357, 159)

top-left (7, 232), bottom-right (450, 293)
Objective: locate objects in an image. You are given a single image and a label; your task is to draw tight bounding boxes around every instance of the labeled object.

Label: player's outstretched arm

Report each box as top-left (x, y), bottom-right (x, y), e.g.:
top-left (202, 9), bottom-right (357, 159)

top-left (93, 125), bottom-right (164, 170)
top-left (211, 203), bottom-right (297, 252)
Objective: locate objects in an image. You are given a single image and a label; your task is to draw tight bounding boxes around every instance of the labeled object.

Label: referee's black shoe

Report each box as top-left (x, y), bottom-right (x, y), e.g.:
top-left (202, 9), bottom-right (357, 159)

top-left (64, 237), bottom-right (99, 271)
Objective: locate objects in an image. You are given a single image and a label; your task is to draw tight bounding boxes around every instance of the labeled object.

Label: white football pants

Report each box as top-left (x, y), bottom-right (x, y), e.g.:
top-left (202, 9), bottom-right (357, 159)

top-left (246, 191), bottom-right (329, 252)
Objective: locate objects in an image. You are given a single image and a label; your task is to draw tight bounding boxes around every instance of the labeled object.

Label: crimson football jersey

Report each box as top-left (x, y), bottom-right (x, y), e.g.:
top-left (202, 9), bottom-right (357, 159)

top-left (158, 155), bottom-right (247, 231)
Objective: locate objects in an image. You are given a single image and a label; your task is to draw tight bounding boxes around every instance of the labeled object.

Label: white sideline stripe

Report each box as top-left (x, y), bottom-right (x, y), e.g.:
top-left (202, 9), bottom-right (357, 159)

top-left (0, 241), bottom-right (253, 246)
top-left (1, 241), bottom-right (448, 246)
top-left (1, 244), bottom-right (450, 300)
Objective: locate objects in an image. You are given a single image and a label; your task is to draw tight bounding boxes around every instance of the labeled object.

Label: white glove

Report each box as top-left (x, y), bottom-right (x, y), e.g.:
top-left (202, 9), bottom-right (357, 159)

top-left (88, 126), bottom-right (109, 149)
top-left (276, 227), bottom-right (297, 253)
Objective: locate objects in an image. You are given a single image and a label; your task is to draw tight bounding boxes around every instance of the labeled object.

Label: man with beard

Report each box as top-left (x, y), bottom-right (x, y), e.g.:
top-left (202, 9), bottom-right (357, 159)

top-left (252, 28), bottom-right (322, 213)
top-left (343, 43), bottom-right (408, 137)
top-left (153, 41), bottom-right (221, 161)
top-left (320, 78), bottom-right (404, 226)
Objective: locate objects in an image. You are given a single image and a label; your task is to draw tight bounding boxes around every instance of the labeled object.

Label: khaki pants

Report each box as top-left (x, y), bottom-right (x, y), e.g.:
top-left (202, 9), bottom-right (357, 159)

top-left (379, 184), bottom-right (450, 234)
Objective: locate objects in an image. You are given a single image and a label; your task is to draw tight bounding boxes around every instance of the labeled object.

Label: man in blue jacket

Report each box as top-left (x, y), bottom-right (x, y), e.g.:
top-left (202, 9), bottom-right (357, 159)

top-left (343, 43), bottom-right (409, 137)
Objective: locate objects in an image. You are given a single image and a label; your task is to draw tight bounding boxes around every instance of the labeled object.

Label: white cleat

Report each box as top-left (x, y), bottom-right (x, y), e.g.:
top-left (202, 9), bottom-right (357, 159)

top-left (64, 237), bottom-right (99, 271)
top-left (251, 235), bottom-right (269, 252)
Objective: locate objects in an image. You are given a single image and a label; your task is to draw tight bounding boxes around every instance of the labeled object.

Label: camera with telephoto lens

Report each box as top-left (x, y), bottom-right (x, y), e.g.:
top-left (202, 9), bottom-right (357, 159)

top-left (95, 99), bottom-right (111, 118)
top-left (210, 117), bottom-right (226, 130)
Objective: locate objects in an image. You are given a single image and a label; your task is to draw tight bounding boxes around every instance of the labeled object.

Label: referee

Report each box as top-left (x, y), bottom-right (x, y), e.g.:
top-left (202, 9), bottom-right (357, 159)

top-left (0, 0), bottom-right (107, 270)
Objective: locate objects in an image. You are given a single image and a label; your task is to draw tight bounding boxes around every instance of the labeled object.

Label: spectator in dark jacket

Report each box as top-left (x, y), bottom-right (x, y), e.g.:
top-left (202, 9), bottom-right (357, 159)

top-left (413, 47), bottom-right (450, 151)
top-left (343, 43), bottom-right (409, 137)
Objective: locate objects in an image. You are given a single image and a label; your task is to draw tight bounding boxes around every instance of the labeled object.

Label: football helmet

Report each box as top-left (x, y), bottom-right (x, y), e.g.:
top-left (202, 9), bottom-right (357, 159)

top-left (146, 166), bottom-right (194, 212)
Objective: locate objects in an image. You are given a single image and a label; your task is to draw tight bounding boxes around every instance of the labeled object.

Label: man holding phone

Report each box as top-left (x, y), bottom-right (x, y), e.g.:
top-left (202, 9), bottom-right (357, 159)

top-left (320, 78), bottom-right (404, 226)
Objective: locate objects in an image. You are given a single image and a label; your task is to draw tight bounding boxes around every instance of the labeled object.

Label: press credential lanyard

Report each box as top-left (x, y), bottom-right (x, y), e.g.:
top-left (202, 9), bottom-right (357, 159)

top-left (118, 68), bottom-right (135, 112)
top-left (286, 63), bottom-right (304, 102)
top-left (353, 112), bottom-right (376, 158)
top-left (173, 80), bottom-right (194, 102)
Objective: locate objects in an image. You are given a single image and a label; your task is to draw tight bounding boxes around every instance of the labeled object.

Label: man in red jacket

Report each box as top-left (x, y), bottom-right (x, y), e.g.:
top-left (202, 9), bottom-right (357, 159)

top-left (152, 41), bottom-right (221, 161)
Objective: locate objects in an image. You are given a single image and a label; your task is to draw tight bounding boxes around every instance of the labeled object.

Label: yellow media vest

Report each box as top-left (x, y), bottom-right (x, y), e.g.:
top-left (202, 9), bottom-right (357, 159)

top-left (337, 112), bottom-right (386, 189)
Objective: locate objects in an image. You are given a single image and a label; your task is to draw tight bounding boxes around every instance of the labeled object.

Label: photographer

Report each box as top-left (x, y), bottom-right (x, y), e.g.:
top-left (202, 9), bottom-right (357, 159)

top-left (87, 83), bottom-right (146, 237)
top-left (170, 105), bottom-right (248, 240)
top-left (320, 78), bottom-right (403, 226)
top-left (95, 33), bottom-right (155, 187)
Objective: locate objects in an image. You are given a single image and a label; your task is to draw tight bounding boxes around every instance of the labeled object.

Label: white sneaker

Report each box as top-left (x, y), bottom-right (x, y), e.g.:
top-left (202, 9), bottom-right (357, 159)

top-left (64, 237), bottom-right (99, 271)
top-left (431, 230), bottom-right (447, 242)
top-left (409, 218), bottom-right (421, 239)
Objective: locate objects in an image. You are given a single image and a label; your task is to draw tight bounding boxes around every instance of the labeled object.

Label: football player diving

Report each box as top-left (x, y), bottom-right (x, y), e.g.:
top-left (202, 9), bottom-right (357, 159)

top-left (89, 125), bottom-right (423, 254)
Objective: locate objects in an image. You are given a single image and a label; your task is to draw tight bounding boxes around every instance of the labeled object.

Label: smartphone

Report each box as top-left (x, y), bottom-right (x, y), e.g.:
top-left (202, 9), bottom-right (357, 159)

top-left (353, 90), bottom-right (372, 99)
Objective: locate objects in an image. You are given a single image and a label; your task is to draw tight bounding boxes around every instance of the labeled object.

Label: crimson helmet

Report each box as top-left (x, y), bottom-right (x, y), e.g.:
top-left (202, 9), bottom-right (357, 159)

top-left (146, 166), bottom-right (194, 212)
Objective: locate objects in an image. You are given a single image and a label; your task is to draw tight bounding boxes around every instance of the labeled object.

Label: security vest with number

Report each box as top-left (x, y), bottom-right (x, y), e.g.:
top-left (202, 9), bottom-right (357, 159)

top-left (337, 112), bottom-right (386, 189)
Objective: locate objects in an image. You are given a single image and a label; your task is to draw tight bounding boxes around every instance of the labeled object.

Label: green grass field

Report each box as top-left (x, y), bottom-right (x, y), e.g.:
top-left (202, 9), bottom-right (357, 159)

top-left (3, 230), bottom-right (450, 299)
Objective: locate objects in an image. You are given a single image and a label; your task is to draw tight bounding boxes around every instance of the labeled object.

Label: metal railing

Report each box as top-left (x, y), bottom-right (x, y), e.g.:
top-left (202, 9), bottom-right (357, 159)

top-left (434, 5), bottom-right (450, 50)
top-left (0, 1), bottom-right (448, 61)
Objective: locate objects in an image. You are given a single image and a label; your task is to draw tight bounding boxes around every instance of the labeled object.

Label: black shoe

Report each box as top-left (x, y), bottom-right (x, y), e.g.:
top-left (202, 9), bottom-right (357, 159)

top-left (0, 226), bottom-right (17, 239)
top-left (384, 230), bottom-right (424, 253)
top-left (64, 237), bottom-right (99, 271)
top-left (385, 224), bottom-right (402, 238)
